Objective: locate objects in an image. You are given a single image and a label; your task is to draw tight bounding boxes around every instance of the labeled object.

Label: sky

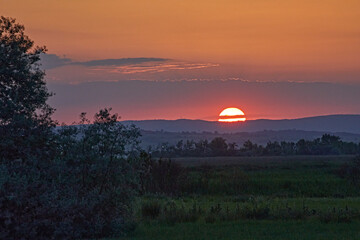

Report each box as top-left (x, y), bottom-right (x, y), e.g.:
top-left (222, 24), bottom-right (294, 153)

top-left (2, 0), bottom-right (360, 123)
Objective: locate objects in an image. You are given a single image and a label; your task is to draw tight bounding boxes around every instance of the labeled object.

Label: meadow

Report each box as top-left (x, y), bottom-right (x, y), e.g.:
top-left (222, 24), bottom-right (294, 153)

top-left (116, 155), bottom-right (360, 240)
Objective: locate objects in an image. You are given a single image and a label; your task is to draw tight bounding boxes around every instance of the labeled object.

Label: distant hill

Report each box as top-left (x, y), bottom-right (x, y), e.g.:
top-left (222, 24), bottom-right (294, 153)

top-left (122, 114), bottom-right (360, 134)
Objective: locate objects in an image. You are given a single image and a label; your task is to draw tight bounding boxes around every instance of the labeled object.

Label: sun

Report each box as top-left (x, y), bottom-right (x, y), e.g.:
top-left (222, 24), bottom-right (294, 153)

top-left (218, 107), bottom-right (246, 122)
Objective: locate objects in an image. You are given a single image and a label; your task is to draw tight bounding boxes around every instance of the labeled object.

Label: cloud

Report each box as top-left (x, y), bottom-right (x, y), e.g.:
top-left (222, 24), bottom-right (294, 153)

top-left (71, 58), bottom-right (169, 67)
top-left (91, 62), bottom-right (219, 74)
top-left (42, 54), bottom-right (220, 84)
top-left (40, 53), bottom-right (72, 69)
top-left (40, 54), bottom-right (170, 70)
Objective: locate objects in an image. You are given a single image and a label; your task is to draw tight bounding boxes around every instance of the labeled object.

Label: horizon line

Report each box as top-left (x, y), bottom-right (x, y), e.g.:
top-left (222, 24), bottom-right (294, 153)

top-left (120, 113), bottom-right (360, 122)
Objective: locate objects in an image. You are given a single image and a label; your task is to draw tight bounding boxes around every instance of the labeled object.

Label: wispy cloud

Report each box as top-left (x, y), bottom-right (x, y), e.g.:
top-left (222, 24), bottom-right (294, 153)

top-left (42, 54), bottom-right (220, 84)
top-left (40, 54), bottom-right (170, 69)
top-left (71, 58), bottom-right (169, 67)
top-left (91, 62), bottom-right (219, 74)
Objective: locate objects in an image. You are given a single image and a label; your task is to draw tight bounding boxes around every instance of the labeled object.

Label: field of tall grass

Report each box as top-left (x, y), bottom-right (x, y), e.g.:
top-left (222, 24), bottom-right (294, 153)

top-left (115, 155), bottom-right (360, 240)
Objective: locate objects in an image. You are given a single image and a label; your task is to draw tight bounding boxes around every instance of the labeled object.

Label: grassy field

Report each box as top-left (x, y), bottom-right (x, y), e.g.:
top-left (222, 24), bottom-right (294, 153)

top-left (118, 220), bottom-right (360, 240)
top-left (115, 155), bottom-right (360, 240)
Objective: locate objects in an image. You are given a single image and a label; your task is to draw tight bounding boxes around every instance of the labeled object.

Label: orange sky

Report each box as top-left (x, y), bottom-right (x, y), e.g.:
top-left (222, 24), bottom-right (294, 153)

top-left (2, 0), bottom-right (360, 122)
top-left (2, 0), bottom-right (360, 74)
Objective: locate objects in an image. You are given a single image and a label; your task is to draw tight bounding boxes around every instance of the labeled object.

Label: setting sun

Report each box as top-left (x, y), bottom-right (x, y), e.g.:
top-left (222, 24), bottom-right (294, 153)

top-left (218, 107), bottom-right (246, 122)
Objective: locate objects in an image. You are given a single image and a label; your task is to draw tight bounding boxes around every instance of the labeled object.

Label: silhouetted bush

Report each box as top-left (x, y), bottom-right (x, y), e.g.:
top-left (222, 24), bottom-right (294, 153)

top-left (158, 201), bottom-right (200, 225)
top-left (52, 109), bottom-right (141, 238)
top-left (335, 155), bottom-right (360, 186)
top-left (318, 207), bottom-right (358, 223)
top-left (140, 154), bottom-right (186, 195)
top-left (241, 202), bottom-right (270, 220)
top-left (204, 214), bottom-right (217, 224)
top-left (141, 201), bottom-right (162, 219)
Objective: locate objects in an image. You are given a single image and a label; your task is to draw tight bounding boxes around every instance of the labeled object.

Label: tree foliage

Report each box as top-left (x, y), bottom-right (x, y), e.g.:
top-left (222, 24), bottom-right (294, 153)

top-left (0, 17), bottom-right (142, 239)
top-left (51, 109), bottom-right (141, 238)
top-left (0, 16), bottom-right (54, 162)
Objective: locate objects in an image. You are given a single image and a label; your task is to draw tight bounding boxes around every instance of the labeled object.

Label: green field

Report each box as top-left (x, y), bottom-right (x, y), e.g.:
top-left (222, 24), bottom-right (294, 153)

top-left (116, 155), bottom-right (360, 240)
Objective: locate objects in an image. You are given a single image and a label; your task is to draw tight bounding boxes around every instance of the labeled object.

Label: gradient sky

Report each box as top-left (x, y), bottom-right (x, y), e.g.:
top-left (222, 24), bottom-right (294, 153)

top-left (2, 0), bottom-right (360, 122)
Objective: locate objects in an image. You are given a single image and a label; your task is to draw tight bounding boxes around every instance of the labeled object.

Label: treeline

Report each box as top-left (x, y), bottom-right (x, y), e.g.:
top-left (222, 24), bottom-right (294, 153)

top-left (149, 134), bottom-right (360, 157)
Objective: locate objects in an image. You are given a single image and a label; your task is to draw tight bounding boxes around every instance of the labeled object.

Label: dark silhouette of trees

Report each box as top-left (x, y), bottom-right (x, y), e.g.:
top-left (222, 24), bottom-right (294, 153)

top-left (150, 134), bottom-right (360, 158)
top-left (209, 137), bottom-right (228, 156)
top-left (0, 17), bottom-right (142, 239)
top-left (53, 109), bottom-right (141, 238)
top-left (0, 16), bottom-right (55, 162)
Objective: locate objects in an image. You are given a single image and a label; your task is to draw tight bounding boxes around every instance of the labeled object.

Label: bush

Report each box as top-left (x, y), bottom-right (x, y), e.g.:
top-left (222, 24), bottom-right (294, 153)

top-left (318, 207), bottom-right (358, 223)
top-left (159, 201), bottom-right (200, 225)
top-left (0, 108), bottom-right (142, 239)
top-left (335, 155), bottom-right (360, 186)
top-left (204, 214), bottom-right (216, 224)
top-left (52, 109), bottom-right (142, 238)
top-left (140, 154), bottom-right (186, 195)
top-left (141, 201), bottom-right (162, 219)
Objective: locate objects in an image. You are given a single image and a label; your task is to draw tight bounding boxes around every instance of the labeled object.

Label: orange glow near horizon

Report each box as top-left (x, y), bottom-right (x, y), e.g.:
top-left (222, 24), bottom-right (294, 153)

top-left (218, 107), bottom-right (246, 122)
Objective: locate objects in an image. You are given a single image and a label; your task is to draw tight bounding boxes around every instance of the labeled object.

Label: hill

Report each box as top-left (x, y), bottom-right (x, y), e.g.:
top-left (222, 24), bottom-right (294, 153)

top-left (123, 114), bottom-right (360, 134)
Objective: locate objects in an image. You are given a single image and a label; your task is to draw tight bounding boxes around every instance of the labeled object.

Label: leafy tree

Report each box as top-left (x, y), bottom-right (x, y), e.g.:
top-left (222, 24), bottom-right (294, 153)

top-left (195, 139), bottom-right (210, 156)
top-left (241, 140), bottom-right (263, 156)
top-left (209, 137), bottom-right (228, 156)
top-left (227, 142), bottom-right (238, 155)
top-left (265, 141), bottom-right (282, 156)
top-left (0, 16), bottom-right (142, 239)
top-left (54, 109), bottom-right (141, 238)
top-left (0, 16), bottom-right (58, 240)
top-left (296, 139), bottom-right (312, 155)
top-left (0, 16), bottom-right (54, 162)
top-left (280, 141), bottom-right (295, 155)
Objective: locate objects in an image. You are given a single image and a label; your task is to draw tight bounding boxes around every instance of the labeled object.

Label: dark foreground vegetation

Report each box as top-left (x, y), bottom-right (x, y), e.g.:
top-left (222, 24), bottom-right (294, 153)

top-left (0, 17), bottom-right (142, 239)
top-left (1, 16), bottom-right (360, 240)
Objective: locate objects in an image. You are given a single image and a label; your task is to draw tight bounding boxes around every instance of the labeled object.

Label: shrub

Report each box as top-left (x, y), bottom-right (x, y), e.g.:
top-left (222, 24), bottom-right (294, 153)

top-left (159, 201), bottom-right (200, 225)
top-left (140, 154), bottom-right (186, 195)
top-left (240, 198), bottom-right (270, 220)
top-left (0, 108), bottom-right (142, 240)
top-left (141, 201), bottom-right (162, 219)
top-left (317, 207), bottom-right (359, 223)
top-left (52, 109), bottom-right (142, 238)
top-left (204, 214), bottom-right (216, 224)
top-left (335, 155), bottom-right (360, 186)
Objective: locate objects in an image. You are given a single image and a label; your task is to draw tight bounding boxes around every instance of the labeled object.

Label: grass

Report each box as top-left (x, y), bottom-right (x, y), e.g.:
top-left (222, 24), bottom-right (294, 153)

top-left (118, 220), bottom-right (360, 240)
top-left (111, 155), bottom-right (360, 239)
top-left (172, 155), bottom-right (354, 168)
top-left (179, 156), bottom-right (360, 197)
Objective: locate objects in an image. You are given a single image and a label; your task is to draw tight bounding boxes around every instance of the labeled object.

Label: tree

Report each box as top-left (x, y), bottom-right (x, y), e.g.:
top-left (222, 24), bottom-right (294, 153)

top-left (0, 16), bottom-right (54, 162)
top-left (54, 109), bottom-right (142, 238)
top-left (209, 137), bottom-right (228, 156)
top-left (0, 16), bottom-right (141, 239)
top-left (0, 16), bottom-right (57, 239)
top-left (264, 141), bottom-right (282, 156)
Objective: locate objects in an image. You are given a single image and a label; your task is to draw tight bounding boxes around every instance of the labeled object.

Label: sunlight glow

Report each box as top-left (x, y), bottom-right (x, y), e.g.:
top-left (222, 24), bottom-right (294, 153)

top-left (218, 107), bottom-right (246, 122)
